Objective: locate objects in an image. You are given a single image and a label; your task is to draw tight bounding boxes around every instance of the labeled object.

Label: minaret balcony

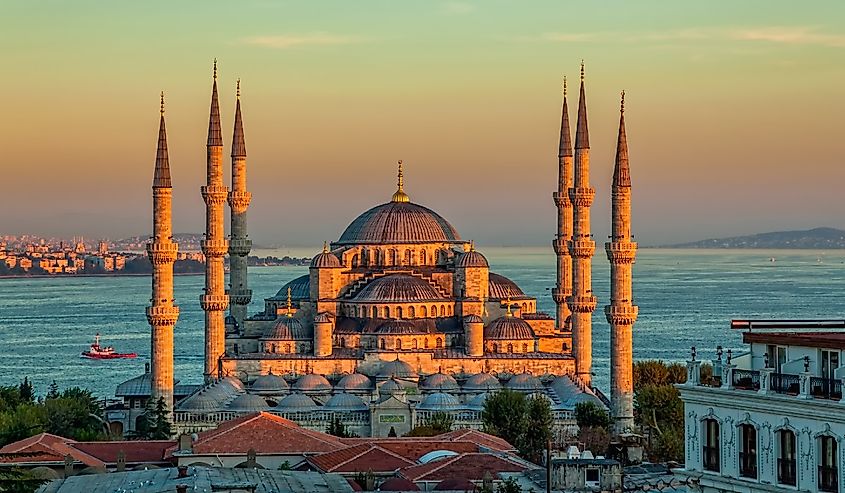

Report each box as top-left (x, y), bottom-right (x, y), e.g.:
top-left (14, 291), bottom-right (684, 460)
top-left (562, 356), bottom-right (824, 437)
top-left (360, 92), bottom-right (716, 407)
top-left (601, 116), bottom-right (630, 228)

top-left (200, 294), bottom-right (229, 311)
top-left (146, 242), bottom-right (178, 264)
top-left (201, 185), bottom-right (229, 205)
top-left (146, 305), bottom-right (180, 326)
top-left (551, 287), bottom-right (570, 304)
top-left (568, 187), bottom-right (595, 207)
top-left (568, 295), bottom-right (598, 313)
top-left (552, 237), bottom-right (570, 254)
top-left (552, 192), bottom-right (572, 207)
top-left (605, 305), bottom-right (638, 325)
top-left (568, 239), bottom-right (595, 258)
top-left (228, 238), bottom-right (252, 256)
top-left (201, 239), bottom-right (229, 257)
top-left (228, 289), bottom-right (253, 305)
top-left (227, 191), bottom-right (252, 212)
top-left (605, 241), bottom-right (638, 263)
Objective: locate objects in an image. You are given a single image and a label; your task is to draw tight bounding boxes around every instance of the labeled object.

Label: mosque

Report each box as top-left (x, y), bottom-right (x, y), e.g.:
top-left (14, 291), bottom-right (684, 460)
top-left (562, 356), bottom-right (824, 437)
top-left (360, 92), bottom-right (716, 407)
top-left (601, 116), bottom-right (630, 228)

top-left (108, 61), bottom-right (638, 439)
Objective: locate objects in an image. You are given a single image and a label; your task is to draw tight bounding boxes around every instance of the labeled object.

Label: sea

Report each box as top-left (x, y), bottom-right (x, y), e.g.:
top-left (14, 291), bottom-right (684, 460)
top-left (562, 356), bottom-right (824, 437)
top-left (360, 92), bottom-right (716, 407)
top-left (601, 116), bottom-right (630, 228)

top-left (1, 248), bottom-right (843, 399)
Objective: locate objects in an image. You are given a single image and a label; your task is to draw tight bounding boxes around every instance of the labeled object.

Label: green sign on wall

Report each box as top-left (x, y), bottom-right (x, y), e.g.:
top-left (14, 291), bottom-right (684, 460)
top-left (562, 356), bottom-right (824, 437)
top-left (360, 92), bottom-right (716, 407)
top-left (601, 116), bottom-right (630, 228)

top-left (379, 414), bottom-right (406, 423)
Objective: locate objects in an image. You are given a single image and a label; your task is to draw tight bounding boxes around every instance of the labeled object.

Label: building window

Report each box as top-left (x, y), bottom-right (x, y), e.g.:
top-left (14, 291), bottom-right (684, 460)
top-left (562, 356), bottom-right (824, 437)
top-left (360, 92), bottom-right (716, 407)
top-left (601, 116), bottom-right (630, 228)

top-left (385, 306), bottom-right (391, 318)
top-left (424, 338), bottom-right (430, 349)
top-left (585, 468), bottom-right (600, 487)
top-left (436, 337), bottom-right (443, 349)
top-left (819, 435), bottom-right (838, 492)
top-left (421, 305), bottom-right (427, 317)
top-left (373, 306), bottom-right (379, 318)
top-left (431, 305), bottom-right (437, 317)
top-left (739, 424), bottom-right (757, 479)
top-left (703, 419), bottom-right (720, 472)
top-left (777, 429), bottom-right (797, 486)
top-left (396, 339), bottom-right (402, 350)
top-left (408, 306), bottom-right (415, 318)
top-left (412, 339), bottom-right (418, 349)
top-left (340, 338), bottom-right (346, 348)
top-left (440, 305), bottom-right (445, 317)
top-left (352, 254), bottom-right (359, 267)
top-left (492, 343), bottom-right (498, 353)
top-left (522, 343), bottom-right (528, 353)
top-left (380, 339), bottom-right (386, 350)
top-left (405, 249), bottom-right (412, 266)
top-left (396, 306), bottom-right (402, 319)
top-left (507, 343), bottom-right (514, 353)
top-left (420, 250), bottom-right (427, 265)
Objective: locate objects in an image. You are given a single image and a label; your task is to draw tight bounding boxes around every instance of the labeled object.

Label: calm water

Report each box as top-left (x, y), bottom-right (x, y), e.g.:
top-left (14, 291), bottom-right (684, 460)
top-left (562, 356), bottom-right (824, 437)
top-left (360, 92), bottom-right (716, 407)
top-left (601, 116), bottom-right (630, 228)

top-left (1, 248), bottom-right (843, 398)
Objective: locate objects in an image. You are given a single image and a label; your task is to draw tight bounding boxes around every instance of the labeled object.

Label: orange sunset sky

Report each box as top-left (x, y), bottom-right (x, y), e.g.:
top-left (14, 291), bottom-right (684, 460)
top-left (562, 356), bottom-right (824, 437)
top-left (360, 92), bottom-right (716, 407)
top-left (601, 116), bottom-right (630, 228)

top-left (1, 1), bottom-right (843, 247)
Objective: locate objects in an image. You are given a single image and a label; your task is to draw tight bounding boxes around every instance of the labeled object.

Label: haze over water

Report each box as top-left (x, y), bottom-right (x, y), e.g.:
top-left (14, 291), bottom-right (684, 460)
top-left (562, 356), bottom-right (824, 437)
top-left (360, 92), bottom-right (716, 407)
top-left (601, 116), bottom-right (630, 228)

top-left (1, 248), bottom-right (843, 398)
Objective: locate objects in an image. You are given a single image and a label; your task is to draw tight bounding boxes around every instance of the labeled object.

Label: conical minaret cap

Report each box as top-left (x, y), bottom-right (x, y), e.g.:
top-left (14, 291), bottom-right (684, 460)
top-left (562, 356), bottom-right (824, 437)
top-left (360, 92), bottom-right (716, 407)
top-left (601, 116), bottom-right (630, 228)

top-left (558, 77), bottom-right (573, 158)
top-left (613, 91), bottom-right (630, 188)
top-left (575, 61), bottom-right (589, 150)
top-left (207, 59), bottom-right (223, 147)
top-left (153, 92), bottom-right (172, 189)
top-left (231, 79), bottom-right (247, 157)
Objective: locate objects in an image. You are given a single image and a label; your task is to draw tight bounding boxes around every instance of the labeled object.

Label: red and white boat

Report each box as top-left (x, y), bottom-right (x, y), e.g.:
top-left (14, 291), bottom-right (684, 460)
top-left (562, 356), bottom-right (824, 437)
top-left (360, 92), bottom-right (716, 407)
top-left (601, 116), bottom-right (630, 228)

top-left (81, 333), bottom-right (137, 360)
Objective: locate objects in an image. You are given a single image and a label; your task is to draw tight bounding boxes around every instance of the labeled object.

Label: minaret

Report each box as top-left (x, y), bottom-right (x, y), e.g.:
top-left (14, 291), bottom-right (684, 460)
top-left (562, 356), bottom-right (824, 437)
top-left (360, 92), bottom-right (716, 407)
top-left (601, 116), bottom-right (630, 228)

top-left (606, 92), bottom-right (638, 434)
top-left (146, 92), bottom-right (179, 412)
top-left (567, 62), bottom-right (597, 386)
top-left (552, 77), bottom-right (574, 332)
top-left (227, 79), bottom-right (252, 327)
top-left (201, 60), bottom-right (229, 383)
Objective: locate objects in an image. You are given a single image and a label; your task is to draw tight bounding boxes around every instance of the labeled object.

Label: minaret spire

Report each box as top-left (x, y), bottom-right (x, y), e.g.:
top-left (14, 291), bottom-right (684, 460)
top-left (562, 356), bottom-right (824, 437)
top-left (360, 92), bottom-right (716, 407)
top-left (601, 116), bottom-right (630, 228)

top-left (147, 92), bottom-right (179, 414)
top-left (391, 160), bottom-right (410, 202)
top-left (552, 75), bottom-right (574, 334)
top-left (228, 78), bottom-right (252, 327)
top-left (567, 61), bottom-right (597, 386)
top-left (201, 59), bottom-right (229, 383)
top-left (606, 90), bottom-right (637, 434)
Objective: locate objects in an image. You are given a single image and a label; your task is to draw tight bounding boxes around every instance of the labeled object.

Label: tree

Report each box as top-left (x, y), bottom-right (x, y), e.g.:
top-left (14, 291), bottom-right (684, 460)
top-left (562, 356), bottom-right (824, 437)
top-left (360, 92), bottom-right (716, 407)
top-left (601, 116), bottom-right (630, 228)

top-left (46, 381), bottom-right (59, 400)
top-left (129, 398), bottom-right (172, 440)
top-left (633, 360), bottom-right (688, 463)
top-left (0, 465), bottom-right (49, 493)
top-left (327, 415), bottom-right (354, 438)
top-left (482, 389), bottom-right (553, 463)
top-left (523, 395), bottom-right (553, 464)
top-left (406, 412), bottom-right (454, 437)
top-left (17, 379), bottom-right (34, 405)
top-left (577, 425), bottom-right (610, 457)
top-left (575, 401), bottom-right (610, 429)
top-left (151, 397), bottom-right (173, 439)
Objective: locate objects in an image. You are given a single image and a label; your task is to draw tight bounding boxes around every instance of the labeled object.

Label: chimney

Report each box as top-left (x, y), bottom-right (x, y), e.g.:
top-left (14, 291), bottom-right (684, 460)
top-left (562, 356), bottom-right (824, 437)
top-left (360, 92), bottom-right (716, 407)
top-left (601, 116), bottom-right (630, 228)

top-left (63, 454), bottom-right (74, 477)
top-left (176, 484), bottom-right (188, 493)
top-left (177, 465), bottom-right (188, 478)
top-left (116, 450), bottom-right (126, 472)
top-left (178, 434), bottom-right (193, 453)
top-left (145, 362), bottom-right (150, 373)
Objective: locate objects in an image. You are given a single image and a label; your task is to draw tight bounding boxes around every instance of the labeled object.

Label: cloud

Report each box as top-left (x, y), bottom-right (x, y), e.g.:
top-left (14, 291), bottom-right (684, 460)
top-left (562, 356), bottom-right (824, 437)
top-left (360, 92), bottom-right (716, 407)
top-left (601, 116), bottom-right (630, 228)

top-left (730, 27), bottom-right (845, 48)
top-left (241, 33), bottom-right (365, 49)
top-left (441, 2), bottom-right (475, 15)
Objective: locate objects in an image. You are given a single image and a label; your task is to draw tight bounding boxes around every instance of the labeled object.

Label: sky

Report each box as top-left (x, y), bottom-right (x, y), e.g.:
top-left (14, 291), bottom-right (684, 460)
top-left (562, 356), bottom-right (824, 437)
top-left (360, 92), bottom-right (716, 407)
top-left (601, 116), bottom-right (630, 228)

top-left (1, 1), bottom-right (843, 247)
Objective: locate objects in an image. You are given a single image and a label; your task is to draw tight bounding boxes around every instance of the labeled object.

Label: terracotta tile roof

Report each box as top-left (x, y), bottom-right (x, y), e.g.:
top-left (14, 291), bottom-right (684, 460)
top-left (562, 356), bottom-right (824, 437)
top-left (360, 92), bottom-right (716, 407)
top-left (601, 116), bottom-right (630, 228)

top-left (398, 452), bottom-right (531, 482)
top-left (0, 433), bottom-right (104, 468)
top-left (308, 443), bottom-right (416, 473)
top-left (434, 429), bottom-right (515, 452)
top-left (69, 440), bottom-right (175, 464)
top-left (173, 412), bottom-right (344, 456)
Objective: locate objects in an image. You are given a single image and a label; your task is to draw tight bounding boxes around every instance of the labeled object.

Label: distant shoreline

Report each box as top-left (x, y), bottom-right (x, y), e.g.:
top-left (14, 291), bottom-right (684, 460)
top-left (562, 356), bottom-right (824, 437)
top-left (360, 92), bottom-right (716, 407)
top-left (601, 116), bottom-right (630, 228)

top-left (0, 264), bottom-right (307, 280)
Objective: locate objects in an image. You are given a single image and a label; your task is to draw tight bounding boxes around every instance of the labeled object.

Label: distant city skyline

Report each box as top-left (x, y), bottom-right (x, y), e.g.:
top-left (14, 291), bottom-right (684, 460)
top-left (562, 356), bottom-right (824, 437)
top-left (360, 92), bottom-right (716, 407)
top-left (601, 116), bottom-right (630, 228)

top-left (1, 1), bottom-right (843, 246)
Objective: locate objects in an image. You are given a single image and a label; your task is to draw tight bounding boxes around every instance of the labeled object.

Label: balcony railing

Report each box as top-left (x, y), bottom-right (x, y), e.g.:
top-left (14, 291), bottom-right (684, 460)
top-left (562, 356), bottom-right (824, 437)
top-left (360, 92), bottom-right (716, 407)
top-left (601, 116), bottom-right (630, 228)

top-left (703, 446), bottom-right (720, 472)
top-left (732, 369), bottom-right (760, 390)
top-left (778, 458), bottom-right (797, 486)
top-left (811, 377), bottom-right (843, 400)
top-left (771, 373), bottom-right (801, 394)
top-left (819, 465), bottom-right (838, 492)
top-left (739, 452), bottom-right (757, 479)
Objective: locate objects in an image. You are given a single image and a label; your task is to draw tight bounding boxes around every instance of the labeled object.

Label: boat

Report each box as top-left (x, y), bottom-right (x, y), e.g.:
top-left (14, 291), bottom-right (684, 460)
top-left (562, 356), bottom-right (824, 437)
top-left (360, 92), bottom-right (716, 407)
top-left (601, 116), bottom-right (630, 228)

top-left (81, 333), bottom-right (137, 359)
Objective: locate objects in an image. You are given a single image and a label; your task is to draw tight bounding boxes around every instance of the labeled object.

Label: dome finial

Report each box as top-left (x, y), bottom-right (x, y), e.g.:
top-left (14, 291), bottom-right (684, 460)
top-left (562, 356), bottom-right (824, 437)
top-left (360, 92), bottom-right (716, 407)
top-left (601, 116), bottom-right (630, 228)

top-left (213, 58), bottom-right (218, 80)
top-left (236, 78), bottom-right (241, 100)
top-left (505, 296), bottom-right (512, 317)
top-left (322, 240), bottom-right (329, 253)
top-left (286, 287), bottom-right (293, 317)
top-left (620, 90), bottom-right (625, 114)
top-left (160, 91), bottom-right (165, 115)
top-left (469, 240), bottom-right (475, 252)
top-left (563, 76), bottom-right (567, 97)
top-left (391, 160), bottom-right (410, 202)
top-left (580, 60), bottom-right (585, 82)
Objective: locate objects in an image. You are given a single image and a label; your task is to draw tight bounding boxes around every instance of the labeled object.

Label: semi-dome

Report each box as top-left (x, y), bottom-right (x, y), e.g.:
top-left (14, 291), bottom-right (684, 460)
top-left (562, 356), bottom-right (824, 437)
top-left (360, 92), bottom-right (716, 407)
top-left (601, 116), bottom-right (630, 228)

top-left (488, 273), bottom-right (528, 300)
top-left (421, 372), bottom-right (459, 392)
top-left (337, 373), bottom-right (374, 392)
top-left (250, 373), bottom-right (290, 393)
top-left (292, 374), bottom-right (333, 392)
top-left (376, 320), bottom-right (428, 335)
top-left (463, 314), bottom-right (484, 324)
top-left (314, 312), bottom-right (332, 324)
top-left (418, 392), bottom-right (461, 410)
top-left (276, 393), bottom-right (317, 410)
top-left (463, 373), bottom-right (502, 392)
top-left (262, 316), bottom-right (309, 340)
top-left (484, 316), bottom-right (535, 340)
top-left (355, 275), bottom-right (448, 303)
top-left (324, 392), bottom-right (368, 411)
top-left (227, 393), bottom-right (270, 412)
top-left (178, 389), bottom-right (226, 411)
top-left (336, 201), bottom-right (461, 245)
top-left (506, 372), bottom-right (544, 392)
top-left (378, 359), bottom-right (419, 379)
top-left (271, 274), bottom-right (310, 301)
top-left (455, 249), bottom-right (488, 268)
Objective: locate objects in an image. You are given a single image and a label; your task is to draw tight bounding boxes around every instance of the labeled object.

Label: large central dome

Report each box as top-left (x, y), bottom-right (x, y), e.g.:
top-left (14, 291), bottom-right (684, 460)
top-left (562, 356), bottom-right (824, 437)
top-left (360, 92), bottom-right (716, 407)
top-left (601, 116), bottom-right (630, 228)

top-left (336, 201), bottom-right (461, 245)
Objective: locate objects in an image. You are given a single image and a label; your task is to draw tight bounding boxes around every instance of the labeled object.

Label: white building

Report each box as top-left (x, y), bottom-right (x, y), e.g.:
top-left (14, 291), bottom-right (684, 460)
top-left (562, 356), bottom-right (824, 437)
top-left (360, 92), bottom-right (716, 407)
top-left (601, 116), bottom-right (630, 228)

top-left (677, 320), bottom-right (845, 492)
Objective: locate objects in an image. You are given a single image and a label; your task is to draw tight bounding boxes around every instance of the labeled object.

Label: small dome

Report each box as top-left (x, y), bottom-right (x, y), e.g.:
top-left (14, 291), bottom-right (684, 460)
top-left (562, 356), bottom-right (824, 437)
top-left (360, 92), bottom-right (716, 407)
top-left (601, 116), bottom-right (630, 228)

top-left (324, 392), bottom-right (368, 411)
top-left (378, 359), bottom-right (419, 379)
top-left (467, 392), bottom-right (491, 409)
top-left (376, 320), bottom-right (427, 335)
top-left (484, 316), bottom-right (535, 340)
top-left (418, 392), bottom-right (461, 410)
top-left (276, 393), bottom-right (317, 409)
top-left (506, 372), bottom-right (544, 392)
top-left (262, 316), bottom-right (308, 340)
top-left (379, 379), bottom-right (405, 395)
top-left (293, 374), bottom-right (333, 392)
top-left (455, 249), bottom-right (488, 268)
top-left (311, 249), bottom-right (341, 268)
top-left (380, 477), bottom-right (420, 491)
top-left (421, 372), bottom-right (459, 392)
top-left (337, 201), bottom-right (461, 245)
top-left (355, 275), bottom-right (448, 303)
top-left (463, 314), bottom-right (483, 324)
top-left (488, 273), bottom-right (528, 300)
top-left (314, 312), bottom-right (332, 324)
top-left (250, 373), bottom-right (290, 393)
top-left (463, 373), bottom-right (502, 392)
top-left (178, 389), bottom-right (226, 411)
top-left (227, 393), bottom-right (270, 412)
top-left (337, 373), bottom-right (374, 392)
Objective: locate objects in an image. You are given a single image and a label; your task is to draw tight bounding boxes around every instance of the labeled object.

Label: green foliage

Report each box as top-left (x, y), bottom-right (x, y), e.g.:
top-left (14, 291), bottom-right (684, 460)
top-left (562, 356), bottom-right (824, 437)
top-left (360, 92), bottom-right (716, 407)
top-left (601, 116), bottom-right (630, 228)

top-left (633, 360), bottom-right (686, 390)
top-left (129, 398), bottom-right (172, 440)
top-left (574, 401), bottom-right (610, 429)
top-left (633, 360), bottom-right (687, 463)
top-left (46, 381), bottom-right (59, 400)
top-left (634, 384), bottom-right (683, 430)
top-left (17, 379), bottom-right (33, 406)
top-left (352, 470), bottom-right (375, 491)
top-left (406, 412), bottom-right (454, 437)
top-left (652, 424), bottom-right (684, 463)
top-left (577, 425), bottom-right (611, 457)
top-left (326, 415), bottom-right (356, 438)
top-left (482, 389), bottom-right (553, 463)
top-left (496, 476), bottom-right (523, 493)
top-left (278, 460), bottom-right (291, 470)
top-left (0, 467), bottom-right (49, 493)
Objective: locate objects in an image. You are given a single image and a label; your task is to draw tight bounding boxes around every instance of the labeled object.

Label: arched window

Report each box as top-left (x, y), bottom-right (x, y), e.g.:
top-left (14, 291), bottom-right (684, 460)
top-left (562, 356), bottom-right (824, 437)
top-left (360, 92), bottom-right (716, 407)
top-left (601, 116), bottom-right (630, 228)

top-left (374, 249), bottom-right (381, 266)
top-left (408, 306), bottom-right (415, 318)
top-left (390, 249), bottom-right (398, 265)
top-left (522, 343), bottom-right (528, 353)
top-left (522, 303), bottom-right (527, 312)
top-left (340, 338), bottom-right (346, 348)
top-left (420, 250), bottom-right (427, 265)
top-left (285, 344), bottom-right (291, 353)
top-left (436, 337), bottom-right (443, 349)
top-left (448, 305), bottom-right (453, 316)
top-left (380, 339), bottom-right (386, 350)
top-left (739, 424), bottom-right (757, 479)
top-left (413, 339), bottom-right (418, 349)
top-left (424, 338), bottom-right (430, 349)
top-left (396, 339), bottom-right (402, 350)
top-left (373, 306), bottom-right (379, 318)
top-left (820, 435), bottom-right (838, 492)
top-left (440, 305), bottom-right (445, 317)
top-left (420, 306), bottom-right (427, 317)
top-left (431, 305), bottom-right (437, 317)
top-left (492, 343), bottom-right (498, 353)
top-left (703, 419), bottom-right (720, 472)
top-left (300, 344), bottom-right (307, 353)
top-left (396, 306), bottom-right (402, 319)
top-left (777, 429), bottom-right (796, 486)
top-left (352, 254), bottom-right (359, 267)
top-left (404, 249), bottom-right (412, 266)
top-left (271, 344), bottom-right (276, 353)
top-left (507, 343), bottom-right (514, 353)
top-left (384, 306), bottom-right (390, 318)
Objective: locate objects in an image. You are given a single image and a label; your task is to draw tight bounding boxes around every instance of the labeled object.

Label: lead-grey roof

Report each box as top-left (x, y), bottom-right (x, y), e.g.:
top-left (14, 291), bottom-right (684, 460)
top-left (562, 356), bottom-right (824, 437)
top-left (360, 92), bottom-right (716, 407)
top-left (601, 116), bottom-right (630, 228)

top-left (335, 201), bottom-right (461, 245)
